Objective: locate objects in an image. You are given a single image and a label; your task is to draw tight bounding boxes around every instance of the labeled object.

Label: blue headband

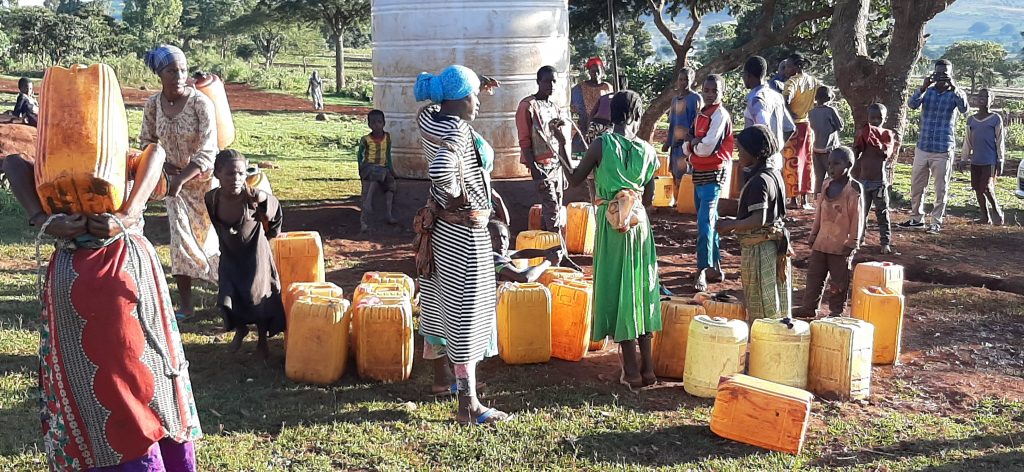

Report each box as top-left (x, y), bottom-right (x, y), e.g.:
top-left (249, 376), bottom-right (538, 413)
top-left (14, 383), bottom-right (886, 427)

top-left (414, 65), bottom-right (480, 103)
top-left (144, 45), bottom-right (187, 74)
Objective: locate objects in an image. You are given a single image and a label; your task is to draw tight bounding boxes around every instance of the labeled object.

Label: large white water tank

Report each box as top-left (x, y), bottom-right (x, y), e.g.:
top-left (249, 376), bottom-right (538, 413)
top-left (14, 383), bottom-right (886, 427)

top-left (372, 0), bottom-right (570, 179)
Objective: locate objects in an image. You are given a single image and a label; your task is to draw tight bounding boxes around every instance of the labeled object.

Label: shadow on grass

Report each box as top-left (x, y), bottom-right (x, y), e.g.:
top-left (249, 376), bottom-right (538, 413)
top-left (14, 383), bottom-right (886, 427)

top-left (0, 354), bottom-right (35, 376)
top-left (562, 424), bottom-right (764, 467)
top-left (811, 432), bottom-right (1024, 469)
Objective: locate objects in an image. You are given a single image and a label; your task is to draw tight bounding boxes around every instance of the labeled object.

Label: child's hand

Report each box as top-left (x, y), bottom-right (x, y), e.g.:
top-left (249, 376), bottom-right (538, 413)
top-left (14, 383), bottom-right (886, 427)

top-left (716, 218), bottom-right (734, 234)
top-left (807, 235), bottom-right (816, 245)
top-left (661, 142), bottom-right (670, 153)
top-left (167, 174), bottom-right (187, 198)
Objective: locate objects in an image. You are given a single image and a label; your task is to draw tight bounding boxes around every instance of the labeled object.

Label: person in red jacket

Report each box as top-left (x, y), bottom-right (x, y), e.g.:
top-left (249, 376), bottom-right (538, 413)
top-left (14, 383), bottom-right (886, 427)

top-left (683, 74), bottom-right (734, 291)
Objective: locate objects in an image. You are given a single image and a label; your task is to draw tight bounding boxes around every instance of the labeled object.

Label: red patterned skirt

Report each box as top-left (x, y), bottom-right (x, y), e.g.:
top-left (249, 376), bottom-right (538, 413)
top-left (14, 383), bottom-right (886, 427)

top-left (39, 233), bottom-right (202, 471)
top-left (782, 122), bottom-right (815, 197)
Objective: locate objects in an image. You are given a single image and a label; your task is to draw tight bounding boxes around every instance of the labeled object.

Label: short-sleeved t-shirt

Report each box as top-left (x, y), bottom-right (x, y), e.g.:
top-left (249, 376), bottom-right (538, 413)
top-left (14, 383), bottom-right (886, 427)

top-left (738, 166), bottom-right (786, 223)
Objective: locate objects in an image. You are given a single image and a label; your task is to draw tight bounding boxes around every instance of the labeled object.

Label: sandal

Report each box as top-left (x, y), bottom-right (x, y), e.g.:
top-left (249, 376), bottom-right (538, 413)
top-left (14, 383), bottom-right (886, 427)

top-left (459, 408), bottom-right (513, 426)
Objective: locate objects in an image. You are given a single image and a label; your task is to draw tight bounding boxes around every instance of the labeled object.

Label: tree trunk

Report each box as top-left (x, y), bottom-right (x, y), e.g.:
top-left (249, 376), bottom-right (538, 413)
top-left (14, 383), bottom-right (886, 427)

top-left (831, 0), bottom-right (954, 147)
top-left (335, 33), bottom-right (345, 92)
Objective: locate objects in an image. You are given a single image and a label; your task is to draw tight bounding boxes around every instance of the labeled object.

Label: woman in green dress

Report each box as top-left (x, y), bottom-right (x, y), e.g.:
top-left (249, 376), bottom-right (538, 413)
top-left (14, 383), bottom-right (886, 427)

top-left (554, 90), bottom-right (661, 391)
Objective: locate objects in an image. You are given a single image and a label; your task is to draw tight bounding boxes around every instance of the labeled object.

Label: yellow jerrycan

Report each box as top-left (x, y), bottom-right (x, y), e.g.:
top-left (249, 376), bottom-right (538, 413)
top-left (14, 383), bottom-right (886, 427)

top-left (285, 296), bottom-right (351, 385)
top-left (749, 318), bottom-right (811, 389)
top-left (35, 63), bottom-right (129, 215)
top-left (537, 267), bottom-right (585, 287)
top-left (675, 173), bottom-right (696, 214)
top-left (514, 230), bottom-right (561, 268)
top-left (496, 282), bottom-right (552, 364)
top-left (683, 315), bottom-right (749, 398)
top-left (192, 72), bottom-right (235, 149)
top-left (652, 297), bottom-right (705, 379)
top-left (851, 286), bottom-right (905, 365)
top-left (361, 271), bottom-right (415, 298)
top-left (808, 317), bottom-right (874, 400)
top-left (355, 296), bottom-right (415, 382)
top-left (566, 202), bottom-right (596, 255)
top-left (282, 281), bottom-right (343, 353)
top-left (711, 374), bottom-right (814, 455)
top-left (700, 292), bottom-right (747, 322)
top-left (652, 176), bottom-right (676, 208)
top-left (850, 261), bottom-right (904, 308)
top-left (549, 280), bottom-right (593, 362)
top-left (270, 232), bottom-right (326, 300)
top-left (349, 282), bottom-right (409, 350)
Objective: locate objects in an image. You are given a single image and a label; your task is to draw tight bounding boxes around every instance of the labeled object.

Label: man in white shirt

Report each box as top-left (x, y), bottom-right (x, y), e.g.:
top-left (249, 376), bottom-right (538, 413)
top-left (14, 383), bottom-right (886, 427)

top-left (743, 56), bottom-right (794, 180)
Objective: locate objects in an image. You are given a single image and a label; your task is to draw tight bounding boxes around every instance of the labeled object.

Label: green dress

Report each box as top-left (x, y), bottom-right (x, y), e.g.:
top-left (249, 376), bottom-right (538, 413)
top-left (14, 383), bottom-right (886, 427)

top-left (592, 133), bottom-right (662, 342)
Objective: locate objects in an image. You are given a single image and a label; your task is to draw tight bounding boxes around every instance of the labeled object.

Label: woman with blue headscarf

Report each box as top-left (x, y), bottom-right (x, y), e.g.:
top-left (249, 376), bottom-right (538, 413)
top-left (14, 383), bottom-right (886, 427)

top-left (413, 65), bottom-right (511, 424)
top-left (140, 45), bottom-right (220, 320)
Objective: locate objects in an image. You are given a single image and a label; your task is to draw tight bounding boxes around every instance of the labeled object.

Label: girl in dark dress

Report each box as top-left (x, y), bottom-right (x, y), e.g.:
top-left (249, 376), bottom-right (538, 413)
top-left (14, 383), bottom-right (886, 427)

top-left (205, 149), bottom-right (286, 358)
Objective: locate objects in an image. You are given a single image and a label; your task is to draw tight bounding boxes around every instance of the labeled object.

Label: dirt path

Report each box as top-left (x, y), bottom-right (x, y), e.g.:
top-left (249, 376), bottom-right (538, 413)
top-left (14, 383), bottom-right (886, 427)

top-left (0, 78), bottom-right (371, 116)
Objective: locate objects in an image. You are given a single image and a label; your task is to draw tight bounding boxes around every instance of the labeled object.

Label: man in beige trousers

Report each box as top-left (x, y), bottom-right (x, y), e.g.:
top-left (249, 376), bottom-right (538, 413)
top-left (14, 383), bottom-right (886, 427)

top-left (899, 59), bottom-right (969, 233)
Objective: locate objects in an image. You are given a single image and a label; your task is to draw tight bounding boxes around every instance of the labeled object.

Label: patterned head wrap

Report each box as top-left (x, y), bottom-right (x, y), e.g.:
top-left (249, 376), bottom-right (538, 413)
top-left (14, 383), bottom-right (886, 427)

top-left (144, 45), bottom-right (187, 74)
top-left (585, 57), bottom-right (603, 70)
top-left (414, 65), bottom-right (480, 103)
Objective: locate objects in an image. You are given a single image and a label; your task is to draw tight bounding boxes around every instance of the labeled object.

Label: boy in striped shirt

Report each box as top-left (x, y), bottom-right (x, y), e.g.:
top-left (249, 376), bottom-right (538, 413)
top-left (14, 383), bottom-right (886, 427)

top-left (357, 109), bottom-right (397, 232)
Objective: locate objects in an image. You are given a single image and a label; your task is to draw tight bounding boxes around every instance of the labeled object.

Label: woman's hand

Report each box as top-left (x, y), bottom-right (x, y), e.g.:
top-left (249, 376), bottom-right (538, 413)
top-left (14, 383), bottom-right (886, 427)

top-left (716, 217), bottom-right (735, 235)
top-left (44, 214), bottom-right (88, 239)
top-left (167, 173), bottom-right (187, 198)
top-left (163, 162), bottom-right (181, 176)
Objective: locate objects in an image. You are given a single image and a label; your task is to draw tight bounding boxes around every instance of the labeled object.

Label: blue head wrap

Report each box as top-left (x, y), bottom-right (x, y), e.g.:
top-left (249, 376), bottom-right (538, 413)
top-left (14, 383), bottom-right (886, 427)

top-left (144, 45), bottom-right (187, 74)
top-left (414, 65), bottom-right (480, 103)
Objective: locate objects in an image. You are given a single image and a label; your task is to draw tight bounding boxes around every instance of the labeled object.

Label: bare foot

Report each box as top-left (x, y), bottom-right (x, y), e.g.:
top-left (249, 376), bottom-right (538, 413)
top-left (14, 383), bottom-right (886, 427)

top-left (387, 216), bottom-right (399, 225)
top-left (227, 326), bottom-right (249, 353)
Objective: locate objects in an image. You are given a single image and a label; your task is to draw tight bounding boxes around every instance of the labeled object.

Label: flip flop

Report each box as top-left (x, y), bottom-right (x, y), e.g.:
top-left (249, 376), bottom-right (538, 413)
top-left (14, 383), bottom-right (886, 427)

top-left (462, 408), bottom-right (512, 426)
top-left (175, 313), bottom-right (189, 321)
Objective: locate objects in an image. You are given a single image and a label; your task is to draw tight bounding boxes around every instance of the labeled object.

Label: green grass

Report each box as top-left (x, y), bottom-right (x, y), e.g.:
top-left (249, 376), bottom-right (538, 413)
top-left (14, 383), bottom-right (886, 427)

top-left (2, 108), bottom-right (1023, 470)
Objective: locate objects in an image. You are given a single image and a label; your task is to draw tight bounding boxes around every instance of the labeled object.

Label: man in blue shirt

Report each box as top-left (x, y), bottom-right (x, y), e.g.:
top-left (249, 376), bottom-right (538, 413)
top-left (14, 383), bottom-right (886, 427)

top-left (900, 59), bottom-right (969, 233)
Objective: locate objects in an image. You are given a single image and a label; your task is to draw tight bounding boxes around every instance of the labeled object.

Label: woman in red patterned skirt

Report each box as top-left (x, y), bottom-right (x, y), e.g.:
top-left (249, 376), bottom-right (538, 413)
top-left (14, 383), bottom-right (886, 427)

top-left (3, 147), bottom-right (202, 471)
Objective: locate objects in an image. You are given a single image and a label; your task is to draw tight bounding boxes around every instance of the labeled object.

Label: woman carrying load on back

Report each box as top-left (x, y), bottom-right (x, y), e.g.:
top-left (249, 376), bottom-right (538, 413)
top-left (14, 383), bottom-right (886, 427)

top-left (3, 148), bottom-right (202, 471)
top-left (552, 90), bottom-right (662, 392)
top-left (412, 65), bottom-right (512, 425)
top-left (140, 44), bottom-right (220, 319)
top-left (717, 124), bottom-right (794, 321)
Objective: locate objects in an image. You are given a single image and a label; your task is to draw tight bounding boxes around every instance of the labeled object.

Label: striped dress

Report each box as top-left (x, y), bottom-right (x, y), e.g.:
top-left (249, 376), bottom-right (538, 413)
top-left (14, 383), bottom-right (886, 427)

top-left (417, 107), bottom-right (496, 364)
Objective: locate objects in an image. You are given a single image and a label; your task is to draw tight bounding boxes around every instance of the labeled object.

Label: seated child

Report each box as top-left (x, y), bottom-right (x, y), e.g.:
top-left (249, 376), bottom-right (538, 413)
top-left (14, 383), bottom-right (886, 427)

top-left (425, 217), bottom-right (562, 396)
top-left (798, 147), bottom-right (864, 318)
top-left (852, 103), bottom-right (898, 254)
top-left (12, 77), bottom-right (38, 127)
top-left (808, 85), bottom-right (844, 196)
top-left (358, 109), bottom-right (397, 232)
top-left (205, 149), bottom-right (286, 358)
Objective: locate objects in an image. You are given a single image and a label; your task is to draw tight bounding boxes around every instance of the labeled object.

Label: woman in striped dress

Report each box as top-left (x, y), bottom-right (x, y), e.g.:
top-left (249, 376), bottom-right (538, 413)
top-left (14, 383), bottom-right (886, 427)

top-left (414, 65), bottom-right (511, 424)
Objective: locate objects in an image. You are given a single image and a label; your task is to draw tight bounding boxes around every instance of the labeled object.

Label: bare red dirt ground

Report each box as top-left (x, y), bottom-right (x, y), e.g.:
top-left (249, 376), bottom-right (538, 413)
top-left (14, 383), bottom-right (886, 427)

top-left (0, 78), bottom-right (371, 115)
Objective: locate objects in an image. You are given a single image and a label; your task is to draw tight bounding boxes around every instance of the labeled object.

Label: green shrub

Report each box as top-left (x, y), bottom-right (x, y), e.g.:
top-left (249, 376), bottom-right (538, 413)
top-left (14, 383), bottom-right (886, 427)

top-left (338, 78), bottom-right (372, 101)
top-left (101, 55), bottom-right (158, 89)
top-left (1007, 122), bottom-right (1024, 151)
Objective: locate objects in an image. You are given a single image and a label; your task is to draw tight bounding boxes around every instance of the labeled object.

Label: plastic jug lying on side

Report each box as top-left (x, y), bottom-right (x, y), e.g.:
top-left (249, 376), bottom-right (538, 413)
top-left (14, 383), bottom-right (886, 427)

top-left (711, 374), bottom-right (814, 455)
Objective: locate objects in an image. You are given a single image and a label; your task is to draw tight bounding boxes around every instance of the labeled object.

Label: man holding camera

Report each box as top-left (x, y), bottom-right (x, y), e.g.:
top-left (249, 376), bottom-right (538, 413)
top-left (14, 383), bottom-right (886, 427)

top-left (901, 59), bottom-right (969, 233)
